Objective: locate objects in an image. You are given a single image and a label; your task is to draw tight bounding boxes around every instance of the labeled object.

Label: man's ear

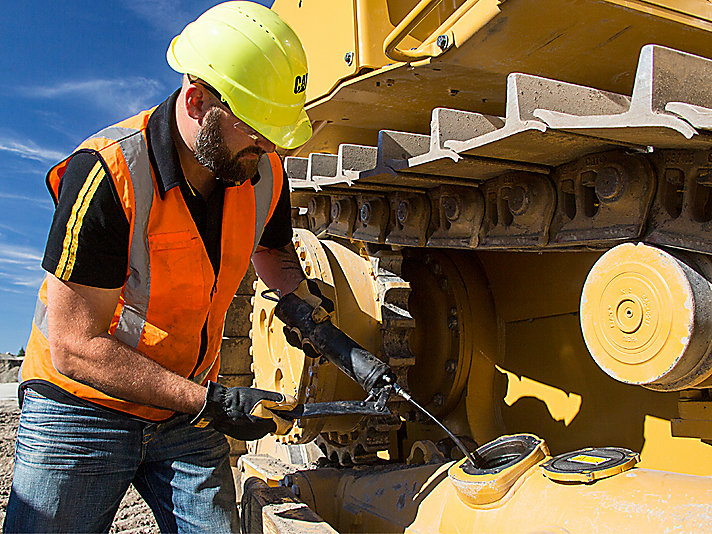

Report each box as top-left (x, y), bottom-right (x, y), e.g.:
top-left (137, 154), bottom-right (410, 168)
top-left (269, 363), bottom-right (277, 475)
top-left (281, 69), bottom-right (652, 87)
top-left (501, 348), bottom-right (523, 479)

top-left (184, 84), bottom-right (209, 121)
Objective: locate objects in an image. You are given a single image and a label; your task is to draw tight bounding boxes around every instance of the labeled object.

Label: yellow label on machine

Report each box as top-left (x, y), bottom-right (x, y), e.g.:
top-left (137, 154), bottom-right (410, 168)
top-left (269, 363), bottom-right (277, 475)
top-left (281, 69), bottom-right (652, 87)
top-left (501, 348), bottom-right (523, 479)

top-left (568, 454), bottom-right (609, 465)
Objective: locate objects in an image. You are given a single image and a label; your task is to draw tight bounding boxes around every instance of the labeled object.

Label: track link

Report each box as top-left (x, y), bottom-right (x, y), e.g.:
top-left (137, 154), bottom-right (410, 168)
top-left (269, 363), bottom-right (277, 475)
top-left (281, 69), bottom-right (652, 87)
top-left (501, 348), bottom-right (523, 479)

top-left (287, 45), bottom-right (712, 257)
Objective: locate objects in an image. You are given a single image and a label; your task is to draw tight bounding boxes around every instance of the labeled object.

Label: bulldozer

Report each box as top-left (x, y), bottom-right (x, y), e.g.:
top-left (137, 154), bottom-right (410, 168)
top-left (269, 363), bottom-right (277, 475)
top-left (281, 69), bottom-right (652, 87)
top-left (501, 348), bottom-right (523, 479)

top-left (219, 1), bottom-right (712, 531)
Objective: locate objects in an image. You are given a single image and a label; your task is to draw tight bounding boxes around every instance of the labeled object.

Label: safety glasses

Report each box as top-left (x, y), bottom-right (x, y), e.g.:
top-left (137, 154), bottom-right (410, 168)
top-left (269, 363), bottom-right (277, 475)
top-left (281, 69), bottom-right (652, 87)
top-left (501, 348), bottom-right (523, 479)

top-left (188, 76), bottom-right (262, 141)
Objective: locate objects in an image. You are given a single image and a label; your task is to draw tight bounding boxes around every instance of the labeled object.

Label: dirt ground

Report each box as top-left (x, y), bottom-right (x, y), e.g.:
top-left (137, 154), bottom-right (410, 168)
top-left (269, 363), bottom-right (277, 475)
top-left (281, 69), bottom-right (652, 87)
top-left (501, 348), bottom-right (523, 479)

top-left (0, 400), bottom-right (159, 533)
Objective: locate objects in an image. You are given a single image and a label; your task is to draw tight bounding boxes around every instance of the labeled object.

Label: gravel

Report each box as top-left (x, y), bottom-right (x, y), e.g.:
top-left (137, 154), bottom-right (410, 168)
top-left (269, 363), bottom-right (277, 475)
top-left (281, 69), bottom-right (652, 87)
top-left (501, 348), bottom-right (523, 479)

top-left (0, 399), bottom-right (159, 532)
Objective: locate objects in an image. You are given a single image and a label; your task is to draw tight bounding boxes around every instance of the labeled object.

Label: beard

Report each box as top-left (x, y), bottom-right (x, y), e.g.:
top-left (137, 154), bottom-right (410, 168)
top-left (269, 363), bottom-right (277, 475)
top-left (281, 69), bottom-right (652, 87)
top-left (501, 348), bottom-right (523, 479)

top-left (194, 107), bottom-right (264, 185)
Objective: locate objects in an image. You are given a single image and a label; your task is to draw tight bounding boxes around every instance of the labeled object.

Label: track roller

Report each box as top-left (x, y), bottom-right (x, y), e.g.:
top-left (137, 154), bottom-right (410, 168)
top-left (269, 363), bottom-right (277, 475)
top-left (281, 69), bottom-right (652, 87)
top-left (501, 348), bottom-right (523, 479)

top-left (580, 242), bottom-right (712, 391)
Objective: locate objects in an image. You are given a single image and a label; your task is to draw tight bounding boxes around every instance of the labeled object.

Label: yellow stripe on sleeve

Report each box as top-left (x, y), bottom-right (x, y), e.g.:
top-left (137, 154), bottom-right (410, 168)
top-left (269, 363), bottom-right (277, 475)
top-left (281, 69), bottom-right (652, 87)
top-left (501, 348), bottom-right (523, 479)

top-left (55, 161), bottom-right (106, 280)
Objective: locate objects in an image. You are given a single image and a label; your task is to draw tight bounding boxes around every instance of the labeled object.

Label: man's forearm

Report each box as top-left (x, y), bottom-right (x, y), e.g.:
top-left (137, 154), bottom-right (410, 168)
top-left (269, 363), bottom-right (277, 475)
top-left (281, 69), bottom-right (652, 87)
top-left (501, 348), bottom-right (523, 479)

top-left (52, 333), bottom-right (207, 414)
top-left (46, 275), bottom-right (207, 415)
top-left (251, 243), bottom-right (305, 295)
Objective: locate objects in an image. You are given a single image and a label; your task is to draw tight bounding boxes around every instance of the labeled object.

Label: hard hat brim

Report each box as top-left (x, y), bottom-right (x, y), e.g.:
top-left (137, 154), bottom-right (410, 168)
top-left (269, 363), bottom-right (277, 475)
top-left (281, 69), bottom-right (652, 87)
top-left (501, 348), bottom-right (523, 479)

top-left (245, 108), bottom-right (313, 150)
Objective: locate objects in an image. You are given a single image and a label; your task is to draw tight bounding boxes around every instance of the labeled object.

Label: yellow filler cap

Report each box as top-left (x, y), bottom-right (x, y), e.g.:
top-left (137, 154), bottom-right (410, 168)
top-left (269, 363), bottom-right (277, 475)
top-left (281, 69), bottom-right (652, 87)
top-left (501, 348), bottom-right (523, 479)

top-left (541, 447), bottom-right (639, 483)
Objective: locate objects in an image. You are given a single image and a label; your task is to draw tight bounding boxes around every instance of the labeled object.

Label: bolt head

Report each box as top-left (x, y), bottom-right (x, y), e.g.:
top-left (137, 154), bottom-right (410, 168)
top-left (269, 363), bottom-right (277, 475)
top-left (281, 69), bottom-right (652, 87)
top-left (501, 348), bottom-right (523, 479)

top-left (441, 196), bottom-right (460, 221)
top-left (360, 202), bottom-right (372, 223)
top-left (445, 359), bottom-right (458, 373)
top-left (397, 200), bottom-right (409, 223)
top-left (595, 166), bottom-right (624, 202)
top-left (432, 393), bottom-right (444, 406)
top-left (331, 200), bottom-right (341, 220)
top-left (436, 35), bottom-right (449, 51)
top-left (448, 315), bottom-right (458, 329)
top-left (507, 186), bottom-right (529, 215)
top-left (308, 197), bottom-right (318, 214)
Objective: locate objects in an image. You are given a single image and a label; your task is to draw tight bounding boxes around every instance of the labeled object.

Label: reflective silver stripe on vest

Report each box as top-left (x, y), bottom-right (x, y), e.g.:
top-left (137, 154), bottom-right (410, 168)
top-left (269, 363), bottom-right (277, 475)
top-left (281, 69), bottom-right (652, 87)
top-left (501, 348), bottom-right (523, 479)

top-left (33, 282), bottom-right (49, 338)
top-left (31, 127), bottom-right (152, 348)
top-left (94, 126), bottom-right (154, 349)
top-left (251, 154), bottom-right (277, 255)
top-left (91, 126), bottom-right (138, 143)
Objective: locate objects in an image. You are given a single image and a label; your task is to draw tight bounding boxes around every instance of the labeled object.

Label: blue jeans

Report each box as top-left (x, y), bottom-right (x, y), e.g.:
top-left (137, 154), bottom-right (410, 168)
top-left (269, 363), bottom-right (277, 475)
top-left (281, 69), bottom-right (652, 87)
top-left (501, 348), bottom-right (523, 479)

top-left (4, 388), bottom-right (237, 533)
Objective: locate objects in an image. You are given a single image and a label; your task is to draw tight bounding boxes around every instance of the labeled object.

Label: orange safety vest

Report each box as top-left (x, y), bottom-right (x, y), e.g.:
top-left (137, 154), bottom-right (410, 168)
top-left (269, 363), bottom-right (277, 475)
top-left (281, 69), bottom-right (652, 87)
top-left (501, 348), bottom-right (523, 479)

top-left (21, 106), bottom-right (283, 421)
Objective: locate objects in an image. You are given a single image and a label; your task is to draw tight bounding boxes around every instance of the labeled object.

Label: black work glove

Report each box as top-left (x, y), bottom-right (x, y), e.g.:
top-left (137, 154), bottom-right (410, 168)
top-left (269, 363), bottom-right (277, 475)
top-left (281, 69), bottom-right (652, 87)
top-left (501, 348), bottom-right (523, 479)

top-left (191, 382), bottom-right (297, 441)
top-left (283, 279), bottom-right (335, 358)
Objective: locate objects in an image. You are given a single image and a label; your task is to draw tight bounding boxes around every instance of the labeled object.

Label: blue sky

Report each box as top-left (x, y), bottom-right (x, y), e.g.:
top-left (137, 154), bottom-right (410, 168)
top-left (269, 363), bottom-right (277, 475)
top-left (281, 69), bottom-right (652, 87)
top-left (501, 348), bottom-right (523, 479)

top-left (0, 0), bottom-right (271, 353)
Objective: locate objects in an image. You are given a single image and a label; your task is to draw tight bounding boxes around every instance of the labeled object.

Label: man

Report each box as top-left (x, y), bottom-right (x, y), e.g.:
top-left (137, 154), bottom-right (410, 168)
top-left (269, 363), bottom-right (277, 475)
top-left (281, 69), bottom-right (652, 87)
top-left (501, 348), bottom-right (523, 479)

top-left (4, 3), bottom-right (325, 532)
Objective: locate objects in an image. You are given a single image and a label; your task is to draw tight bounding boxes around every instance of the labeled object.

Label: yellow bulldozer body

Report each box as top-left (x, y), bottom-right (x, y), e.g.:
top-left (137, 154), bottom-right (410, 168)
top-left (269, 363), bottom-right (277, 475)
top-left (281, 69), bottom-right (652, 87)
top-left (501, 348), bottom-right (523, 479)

top-left (228, 1), bottom-right (712, 531)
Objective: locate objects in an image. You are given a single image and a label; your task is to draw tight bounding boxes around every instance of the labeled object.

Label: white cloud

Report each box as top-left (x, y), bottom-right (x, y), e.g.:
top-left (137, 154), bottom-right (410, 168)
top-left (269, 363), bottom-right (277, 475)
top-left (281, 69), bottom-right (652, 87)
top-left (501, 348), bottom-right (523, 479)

top-left (0, 137), bottom-right (65, 163)
top-left (22, 77), bottom-right (164, 117)
top-left (123, 0), bottom-right (196, 33)
top-left (0, 191), bottom-right (54, 211)
top-left (0, 223), bottom-right (29, 237)
top-left (0, 242), bottom-right (45, 293)
top-left (0, 244), bottom-right (42, 264)
top-left (122, 1), bottom-right (273, 35)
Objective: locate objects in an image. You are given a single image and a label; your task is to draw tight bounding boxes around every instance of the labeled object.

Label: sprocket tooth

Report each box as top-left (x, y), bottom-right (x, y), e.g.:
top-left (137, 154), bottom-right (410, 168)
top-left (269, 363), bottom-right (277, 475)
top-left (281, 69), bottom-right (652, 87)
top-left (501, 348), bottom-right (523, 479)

top-left (315, 249), bottom-right (417, 466)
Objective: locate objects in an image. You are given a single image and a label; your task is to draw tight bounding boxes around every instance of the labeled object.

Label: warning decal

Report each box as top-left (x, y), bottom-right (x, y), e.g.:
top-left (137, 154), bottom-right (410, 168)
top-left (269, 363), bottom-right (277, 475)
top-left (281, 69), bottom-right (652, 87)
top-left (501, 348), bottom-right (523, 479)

top-left (568, 454), bottom-right (609, 465)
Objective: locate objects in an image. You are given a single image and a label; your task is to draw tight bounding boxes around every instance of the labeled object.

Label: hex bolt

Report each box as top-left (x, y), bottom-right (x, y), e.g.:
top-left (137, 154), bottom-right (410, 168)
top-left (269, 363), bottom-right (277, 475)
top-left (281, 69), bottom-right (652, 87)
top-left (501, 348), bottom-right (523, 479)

top-left (360, 202), bottom-right (372, 224)
top-left (331, 200), bottom-right (341, 220)
top-left (441, 196), bottom-right (460, 221)
top-left (344, 52), bottom-right (354, 66)
top-left (507, 186), bottom-right (529, 215)
top-left (595, 166), bottom-right (624, 201)
top-left (432, 393), bottom-right (444, 407)
top-left (292, 484), bottom-right (301, 497)
top-left (448, 315), bottom-right (458, 330)
top-left (445, 359), bottom-right (458, 373)
top-left (308, 198), bottom-right (317, 215)
top-left (431, 261), bottom-right (441, 275)
top-left (449, 307), bottom-right (457, 316)
top-left (436, 35), bottom-right (449, 51)
top-left (397, 200), bottom-right (409, 223)
top-left (440, 278), bottom-right (449, 291)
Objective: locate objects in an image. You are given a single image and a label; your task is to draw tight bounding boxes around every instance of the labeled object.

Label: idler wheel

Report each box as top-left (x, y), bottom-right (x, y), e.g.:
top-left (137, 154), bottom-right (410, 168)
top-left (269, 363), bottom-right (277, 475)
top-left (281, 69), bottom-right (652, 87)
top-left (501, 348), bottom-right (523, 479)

top-left (580, 243), bottom-right (712, 391)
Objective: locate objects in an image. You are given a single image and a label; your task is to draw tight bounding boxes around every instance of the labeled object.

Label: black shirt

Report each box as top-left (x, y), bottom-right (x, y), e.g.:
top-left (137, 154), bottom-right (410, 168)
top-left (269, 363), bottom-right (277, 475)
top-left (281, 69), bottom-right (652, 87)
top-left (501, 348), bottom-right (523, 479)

top-left (42, 90), bottom-right (293, 288)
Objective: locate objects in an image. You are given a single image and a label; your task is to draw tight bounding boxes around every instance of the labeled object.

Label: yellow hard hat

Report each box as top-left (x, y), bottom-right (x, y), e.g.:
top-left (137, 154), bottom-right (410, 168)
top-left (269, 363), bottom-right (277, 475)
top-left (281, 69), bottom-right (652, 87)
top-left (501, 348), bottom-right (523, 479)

top-left (167, 1), bottom-right (312, 149)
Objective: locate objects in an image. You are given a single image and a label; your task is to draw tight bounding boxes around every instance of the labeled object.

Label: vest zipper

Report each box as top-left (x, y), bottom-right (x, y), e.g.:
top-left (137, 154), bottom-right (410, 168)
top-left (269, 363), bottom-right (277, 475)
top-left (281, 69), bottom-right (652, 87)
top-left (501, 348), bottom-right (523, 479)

top-left (190, 274), bottom-right (217, 380)
top-left (189, 321), bottom-right (209, 380)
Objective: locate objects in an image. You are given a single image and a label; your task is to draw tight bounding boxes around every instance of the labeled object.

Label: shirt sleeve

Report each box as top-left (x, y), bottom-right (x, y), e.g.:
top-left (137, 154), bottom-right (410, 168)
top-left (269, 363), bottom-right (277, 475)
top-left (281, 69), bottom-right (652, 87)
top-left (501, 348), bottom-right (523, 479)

top-left (42, 151), bottom-right (130, 289)
top-left (258, 169), bottom-right (294, 249)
